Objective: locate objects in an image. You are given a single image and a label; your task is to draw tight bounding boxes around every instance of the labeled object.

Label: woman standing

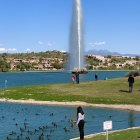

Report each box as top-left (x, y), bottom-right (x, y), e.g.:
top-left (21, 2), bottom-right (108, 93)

top-left (77, 106), bottom-right (85, 140)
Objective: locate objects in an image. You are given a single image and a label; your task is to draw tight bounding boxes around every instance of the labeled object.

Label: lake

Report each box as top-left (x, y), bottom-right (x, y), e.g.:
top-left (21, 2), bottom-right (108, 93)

top-left (0, 102), bottom-right (140, 140)
top-left (0, 71), bottom-right (130, 88)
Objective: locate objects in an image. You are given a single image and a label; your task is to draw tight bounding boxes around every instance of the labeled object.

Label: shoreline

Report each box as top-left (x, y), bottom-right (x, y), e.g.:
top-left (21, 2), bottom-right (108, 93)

top-left (0, 98), bottom-right (140, 111)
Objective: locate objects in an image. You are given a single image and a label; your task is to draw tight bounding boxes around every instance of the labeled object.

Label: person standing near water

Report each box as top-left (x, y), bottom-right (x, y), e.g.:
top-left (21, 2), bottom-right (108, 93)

top-left (75, 72), bottom-right (79, 84)
top-left (128, 74), bottom-right (134, 93)
top-left (95, 73), bottom-right (98, 81)
top-left (72, 74), bottom-right (76, 84)
top-left (77, 106), bottom-right (85, 140)
top-left (5, 80), bottom-right (7, 88)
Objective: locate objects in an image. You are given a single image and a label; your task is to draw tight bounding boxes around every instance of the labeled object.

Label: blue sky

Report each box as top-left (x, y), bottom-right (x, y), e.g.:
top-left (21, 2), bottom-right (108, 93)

top-left (0, 0), bottom-right (140, 54)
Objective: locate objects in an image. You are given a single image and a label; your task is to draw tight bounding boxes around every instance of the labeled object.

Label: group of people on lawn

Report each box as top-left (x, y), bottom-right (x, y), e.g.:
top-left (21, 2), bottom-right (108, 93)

top-left (72, 72), bottom-right (135, 93)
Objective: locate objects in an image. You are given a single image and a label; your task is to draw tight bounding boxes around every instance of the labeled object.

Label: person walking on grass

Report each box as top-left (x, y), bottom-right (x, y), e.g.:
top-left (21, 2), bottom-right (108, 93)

top-left (128, 74), bottom-right (134, 93)
top-left (77, 106), bottom-right (85, 140)
top-left (72, 74), bottom-right (76, 84)
top-left (75, 72), bottom-right (79, 84)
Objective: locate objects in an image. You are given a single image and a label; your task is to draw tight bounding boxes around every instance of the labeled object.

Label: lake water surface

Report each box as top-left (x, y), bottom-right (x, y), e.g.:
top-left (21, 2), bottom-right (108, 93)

top-left (0, 102), bottom-right (140, 140)
top-left (0, 71), bottom-right (130, 88)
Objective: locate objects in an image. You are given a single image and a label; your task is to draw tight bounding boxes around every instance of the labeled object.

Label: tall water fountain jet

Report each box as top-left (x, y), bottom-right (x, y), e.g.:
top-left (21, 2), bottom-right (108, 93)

top-left (68, 0), bottom-right (85, 72)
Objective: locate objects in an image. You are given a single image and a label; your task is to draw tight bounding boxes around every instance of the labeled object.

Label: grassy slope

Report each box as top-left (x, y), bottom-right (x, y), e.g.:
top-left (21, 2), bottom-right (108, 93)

top-left (0, 77), bottom-right (140, 104)
top-left (85, 128), bottom-right (140, 140)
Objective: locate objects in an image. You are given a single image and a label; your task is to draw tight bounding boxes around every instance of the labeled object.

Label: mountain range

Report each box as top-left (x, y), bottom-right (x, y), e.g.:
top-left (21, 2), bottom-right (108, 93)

top-left (86, 49), bottom-right (140, 57)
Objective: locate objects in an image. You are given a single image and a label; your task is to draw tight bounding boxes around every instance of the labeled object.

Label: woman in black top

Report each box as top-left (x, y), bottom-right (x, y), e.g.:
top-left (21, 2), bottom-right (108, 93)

top-left (77, 106), bottom-right (85, 140)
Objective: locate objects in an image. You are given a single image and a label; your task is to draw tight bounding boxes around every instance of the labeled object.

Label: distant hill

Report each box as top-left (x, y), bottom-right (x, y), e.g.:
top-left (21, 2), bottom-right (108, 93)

top-left (86, 49), bottom-right (140, 57)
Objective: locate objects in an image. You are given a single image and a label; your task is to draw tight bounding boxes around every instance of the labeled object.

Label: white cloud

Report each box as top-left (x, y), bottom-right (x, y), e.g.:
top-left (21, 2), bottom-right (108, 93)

top-left (94, 41), bottom-right (106, 46)
top-left (0, 48), bottom-right (17, 52)
top-left (60, 50), bottom-right (66, 53)
top-left (38, 41), bottom-right (43, 45)
top-left (7, 48), bottom-right (17, 51)
top-left (47, 41), bottom-right (55, 47)
top-left (0, 48), bottom-right (6, 51)
top-left (89, 41), bottom-right (106, 47)
top-left (26, 48), bottom-right (31, 52)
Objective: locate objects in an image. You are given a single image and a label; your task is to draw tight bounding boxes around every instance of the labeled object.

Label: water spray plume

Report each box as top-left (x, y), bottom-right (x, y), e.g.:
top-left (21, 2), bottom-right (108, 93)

top-left (68, 0), bottom-right (85, 72)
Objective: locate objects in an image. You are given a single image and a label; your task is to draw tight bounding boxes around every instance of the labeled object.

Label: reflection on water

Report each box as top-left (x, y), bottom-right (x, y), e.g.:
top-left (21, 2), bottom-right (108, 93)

top-left (128, 111), bottom-right (135, 127)
top-left (0, 103), bottom-right (140, 140)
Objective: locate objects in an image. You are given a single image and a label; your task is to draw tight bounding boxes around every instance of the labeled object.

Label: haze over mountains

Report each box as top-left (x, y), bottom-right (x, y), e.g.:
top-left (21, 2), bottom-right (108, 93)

top-left (86, 49), bottom-right (140, 57)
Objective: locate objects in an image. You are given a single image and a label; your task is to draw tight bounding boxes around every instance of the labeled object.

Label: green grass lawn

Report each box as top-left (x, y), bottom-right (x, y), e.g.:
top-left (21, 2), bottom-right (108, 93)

top-left (85, 127), bottom-right (140, 140)
top-left (0, 76), bottom-right (140, 105)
